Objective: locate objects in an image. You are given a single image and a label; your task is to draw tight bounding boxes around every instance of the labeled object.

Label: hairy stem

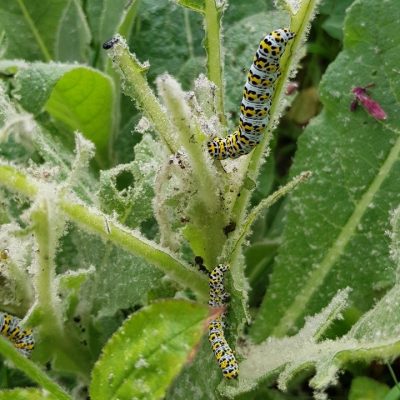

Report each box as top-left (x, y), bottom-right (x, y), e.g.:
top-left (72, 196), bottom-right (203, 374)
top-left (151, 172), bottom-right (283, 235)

top-left (105, 38), bottom-right (176, 154)
top-left (204, 0), bottom-right (225, 125)
top-left (0, 336), bottom-right (72, 400)
top-left (31, 200), bottom-right (91, 379)
top-left (0, 164), bottom-right (209, 300)
top-left (224, 171), bottom-right (312, 262)
top-left (60, 199), bottom-right (209, 300)
top-left (230, 0), bottom-right (320, 264)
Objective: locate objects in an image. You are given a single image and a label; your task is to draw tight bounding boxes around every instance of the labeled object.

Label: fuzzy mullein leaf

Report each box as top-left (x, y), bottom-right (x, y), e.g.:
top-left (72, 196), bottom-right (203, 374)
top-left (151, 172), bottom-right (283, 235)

top-left (13, 63), bottom-right (114, 164)
top-left (0, 1), bottom-right (69, 61)
top-left (70, 229), bottom-right (163, 319)
top-left (90, 300), bottom-right (208, 400)
top-left (58, 267), bottom-right (95, 320)
top-left (86, 0), bottom-right (138, 67)
top-left (56, 0), bottom-right (91, 63)
top-left (223, 281), bottom-right (400, 398)
top-left (166, 337), bottom-right (226, 400)
top-left (251, 0), bottom-right (400, 341)
top-left (99, 134), bottom-right (165, 228)
top-left (129, 0), bottom-right (204, 81)
top-left (390, 206), bottom-right (400, 277)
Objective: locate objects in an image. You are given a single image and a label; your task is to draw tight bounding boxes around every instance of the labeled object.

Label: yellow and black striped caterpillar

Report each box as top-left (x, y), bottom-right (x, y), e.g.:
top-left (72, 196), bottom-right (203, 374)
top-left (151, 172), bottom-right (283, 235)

top-left (208, 264), bottom-right (239, 379)
top-left (0, 312), bottom-right (35, 357)
top-left (207, 28), bottom-right (295, 159)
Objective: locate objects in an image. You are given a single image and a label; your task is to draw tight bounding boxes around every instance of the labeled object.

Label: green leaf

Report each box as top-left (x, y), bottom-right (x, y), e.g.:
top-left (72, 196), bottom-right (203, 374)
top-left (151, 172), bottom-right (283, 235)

top-left (166, 337), bottom-right (224, 400)
top-left (223, 283), bottom-right (400, 398)
top-left (90, 300), bottom-right (209, 400)
top-left (320, 0), bottom-right (354, 40)
top-left (86, 0), bottom-right (127, 42)
top-left (99, 134), bottom-right (163, 228)
top-left (45, 68), bottom-right (114, 164)
top-left (223, 0), bottom-right (273, 24)
top-left (349, 377), bottom-right (390, 400)
top-left (0, 0), bottom-right (69, 61)
top-left (56, 0), bottom-right (91, 63)
top-left (58, 266), bottom-right (95, 319)
top-left (130, 0), bottom-right (204, 81)
top-left (14, 63), bottom-right (115, 164)
top-left (384, 385), bottom-right (400, 400)
top-left (86, 0), bottom-right (139, 68)
top-left (0, 336), bottom-right (72, 400)
top-left (70, 228), bottom-right (163, 318)
top-left (14, 63), bottom-right (74, 114)
top-left (0, 389), bottom-right (58, 400)
top-left (174, 0), bottom-right (205, 13)
top-left (251, 0), bottom-right (400, 341)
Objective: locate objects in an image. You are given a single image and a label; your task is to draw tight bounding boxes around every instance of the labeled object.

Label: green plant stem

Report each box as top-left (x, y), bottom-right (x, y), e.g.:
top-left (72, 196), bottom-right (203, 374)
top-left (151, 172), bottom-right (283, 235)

top-left (4, 259), bottom-right (33, 314)
top-left (229, 0), bottom-right (320, 267)
top-left (117, 0), bottom-right (139, 39)
top-left (204, 0), bottom-right (225, 125)
top-left (0, 164), bottom-right (38, 197)
top-left (224, 171), bottom-right (311, 262)
top-left (0, 336), bottom-right (72, 400)
top-left (31, 201), bottom-right (92, 379)
top-left (156, 75), bottom-right (221, 213)
top-left (0, 164), bottom-right (209, 300)
top-left (60, 200), bottom-right (209, 300)
top-left (105, 40), bottom-right (176, 154)
top-left (105, 0), bottom-right (139, 162)
top-left (157, 75), bottom-right (226, 265)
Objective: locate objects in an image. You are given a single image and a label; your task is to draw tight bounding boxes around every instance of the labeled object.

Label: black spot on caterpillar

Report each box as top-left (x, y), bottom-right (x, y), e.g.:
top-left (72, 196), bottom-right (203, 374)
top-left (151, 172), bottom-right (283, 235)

top-left (208, 264), bottom-right (238, 379)
top-left (208, 28), bottom-right (295, 159)
top-left (103, 37), bottom-right (119, 50)
top-left (0, 312), bottom-right (35, 357)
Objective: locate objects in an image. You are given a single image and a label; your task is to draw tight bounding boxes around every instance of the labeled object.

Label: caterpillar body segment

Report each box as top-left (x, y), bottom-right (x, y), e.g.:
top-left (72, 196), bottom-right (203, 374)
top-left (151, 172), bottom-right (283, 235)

top-left (208, 264), bottom-right (239, 379)
top-left (207, 28), bottom-right (295, 160)
top-left (0, 312), bottom-right (35, 357)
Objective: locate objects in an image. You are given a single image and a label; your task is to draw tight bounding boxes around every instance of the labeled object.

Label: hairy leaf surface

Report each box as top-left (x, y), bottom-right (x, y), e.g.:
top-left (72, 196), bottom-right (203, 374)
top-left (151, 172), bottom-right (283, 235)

top-left (251, 0), bottom-right (400, 341)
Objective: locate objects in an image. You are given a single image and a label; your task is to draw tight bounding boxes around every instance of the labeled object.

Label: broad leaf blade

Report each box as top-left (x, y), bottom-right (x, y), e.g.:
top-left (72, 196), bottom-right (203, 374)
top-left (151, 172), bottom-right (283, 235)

top-left (56, 0), bottom-right (91, 63)
top-left (223, 282), bottom-right (400, 398)
top-left (90, 300), bottom-right (208, 400)
top-left (45, 67), bottom-right (114, 163)
top-left (166, 337), bottom-right (224, 400)
top-left (349, 377), bottom-right (390, 400)
top-left (0, 0), bottom-right (69, 61)
top-left (14, 63), bottom-right (115, 164)
top-left (251, 0), bottom-right (400, 341)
